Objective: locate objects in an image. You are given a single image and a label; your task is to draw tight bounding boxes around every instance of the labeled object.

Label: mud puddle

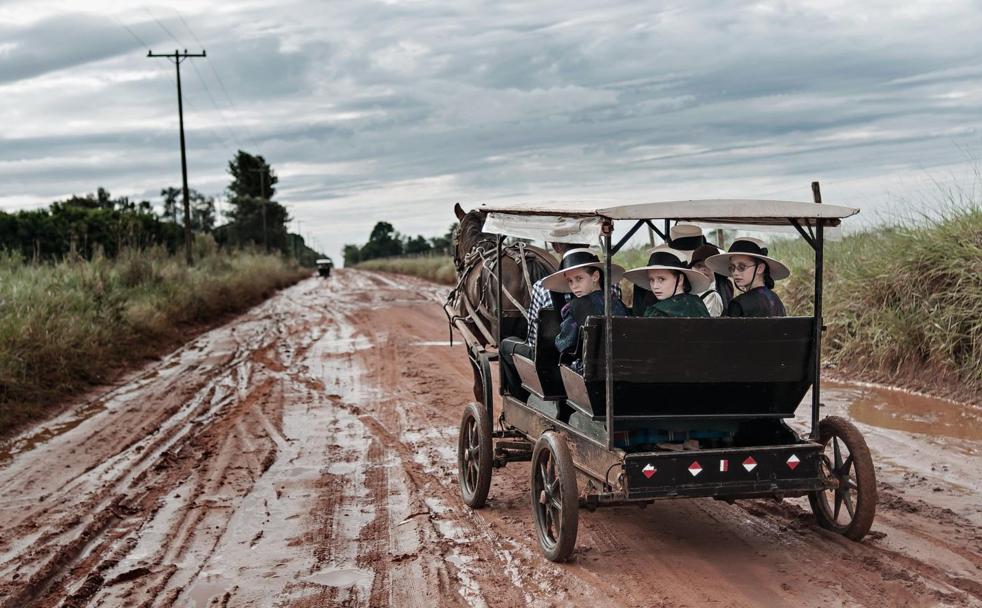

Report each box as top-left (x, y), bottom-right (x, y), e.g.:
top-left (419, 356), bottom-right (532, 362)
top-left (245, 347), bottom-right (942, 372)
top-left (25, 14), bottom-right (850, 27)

top-left (827, 381), bottom-right (982, 441)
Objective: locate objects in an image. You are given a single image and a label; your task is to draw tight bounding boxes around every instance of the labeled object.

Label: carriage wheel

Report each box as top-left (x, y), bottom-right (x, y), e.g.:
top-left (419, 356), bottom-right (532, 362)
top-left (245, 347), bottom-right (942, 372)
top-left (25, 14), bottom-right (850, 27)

top-left (458, 402), bottom-right (493, 508)
top-left (530, 432), bottom-right (579, 562)
top-left (808, 416), bottom-right (877, 540)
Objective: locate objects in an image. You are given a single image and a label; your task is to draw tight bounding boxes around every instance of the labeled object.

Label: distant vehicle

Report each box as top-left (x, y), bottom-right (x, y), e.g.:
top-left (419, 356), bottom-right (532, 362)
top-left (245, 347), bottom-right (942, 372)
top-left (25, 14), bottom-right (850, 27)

top-left (316, 258), bottom-right (333, 278)
top-left (448, 192), bottom-right (876, 563)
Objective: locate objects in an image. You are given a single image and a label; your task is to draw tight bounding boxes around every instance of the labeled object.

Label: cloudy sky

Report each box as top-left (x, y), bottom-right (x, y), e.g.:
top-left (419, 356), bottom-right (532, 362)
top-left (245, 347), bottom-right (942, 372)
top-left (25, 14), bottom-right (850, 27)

top-left (2, 1), bottom-right (982, 261)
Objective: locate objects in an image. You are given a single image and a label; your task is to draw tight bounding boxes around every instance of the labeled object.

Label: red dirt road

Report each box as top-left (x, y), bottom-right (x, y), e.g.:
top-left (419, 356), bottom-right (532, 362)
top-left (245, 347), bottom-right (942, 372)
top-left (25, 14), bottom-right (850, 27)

top-left (0, 270), bottom-right (980, 607)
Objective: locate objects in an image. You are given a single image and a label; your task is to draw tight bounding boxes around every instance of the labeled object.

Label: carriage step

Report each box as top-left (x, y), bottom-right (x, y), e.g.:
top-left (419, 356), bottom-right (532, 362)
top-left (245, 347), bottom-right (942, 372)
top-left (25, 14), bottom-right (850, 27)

top-left (495, 440), bottom-right (534, 451)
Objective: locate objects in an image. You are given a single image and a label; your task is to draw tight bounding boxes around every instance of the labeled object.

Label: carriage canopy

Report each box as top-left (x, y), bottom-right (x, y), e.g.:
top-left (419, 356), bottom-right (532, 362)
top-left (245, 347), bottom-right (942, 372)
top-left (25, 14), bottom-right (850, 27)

top-left (480, 199), bottom-right (859, 243)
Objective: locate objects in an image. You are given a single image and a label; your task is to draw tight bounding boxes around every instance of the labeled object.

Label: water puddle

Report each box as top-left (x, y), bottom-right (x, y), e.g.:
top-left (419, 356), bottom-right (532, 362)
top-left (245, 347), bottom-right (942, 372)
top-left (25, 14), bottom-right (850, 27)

top-left (0, 400), bottom-right (106, 465)
top-left (826, 382), bottom-right (982, 441)
top-left (306, 566), bottom-right (374, 590)
top-left (187, 571), bottom-right (231, 607)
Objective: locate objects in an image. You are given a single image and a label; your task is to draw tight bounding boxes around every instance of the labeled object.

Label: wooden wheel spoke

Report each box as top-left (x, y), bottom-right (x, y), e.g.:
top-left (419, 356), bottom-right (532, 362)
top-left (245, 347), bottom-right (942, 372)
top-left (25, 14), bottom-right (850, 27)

top-left (833, 487), bottom-right (843, 521)
top-left (832, 436), bottom-right (843, 470)
top-left (842, 488), bottom-right (856, 518)
top-left (838, 454), bottom-right (854, 477)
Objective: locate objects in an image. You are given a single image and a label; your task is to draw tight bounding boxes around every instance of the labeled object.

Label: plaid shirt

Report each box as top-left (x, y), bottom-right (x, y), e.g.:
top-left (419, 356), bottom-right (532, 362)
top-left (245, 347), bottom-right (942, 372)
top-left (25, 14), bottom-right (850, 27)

top-left (526, 280), bottom-right (623, 349)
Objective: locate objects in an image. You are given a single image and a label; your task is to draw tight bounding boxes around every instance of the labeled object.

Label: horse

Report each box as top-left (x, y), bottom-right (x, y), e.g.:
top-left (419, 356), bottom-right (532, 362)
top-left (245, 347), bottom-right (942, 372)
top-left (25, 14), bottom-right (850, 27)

top-left (446, 203), bottom-right (557, 403)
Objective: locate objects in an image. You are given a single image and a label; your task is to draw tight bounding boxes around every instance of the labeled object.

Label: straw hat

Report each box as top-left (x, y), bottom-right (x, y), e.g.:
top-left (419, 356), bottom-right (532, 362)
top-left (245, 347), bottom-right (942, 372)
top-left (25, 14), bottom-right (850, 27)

top-left (704, 237), bottom-right (790, 280)
top-left (622, 248), bottom-right (712, 294)
top-left (541, 248), bottom-right (625, 293)
top-left (669, 223), bottom-right (707, 251)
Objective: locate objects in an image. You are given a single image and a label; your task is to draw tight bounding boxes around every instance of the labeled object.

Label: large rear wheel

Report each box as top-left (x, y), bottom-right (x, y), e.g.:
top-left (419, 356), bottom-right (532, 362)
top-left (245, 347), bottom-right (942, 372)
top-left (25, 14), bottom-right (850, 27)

top-left (530, 431), bottom-right (579, 562)
top-left (458, 402), bottom-right (493, 508)
top-left (808, 416), bottom-right (877, 540)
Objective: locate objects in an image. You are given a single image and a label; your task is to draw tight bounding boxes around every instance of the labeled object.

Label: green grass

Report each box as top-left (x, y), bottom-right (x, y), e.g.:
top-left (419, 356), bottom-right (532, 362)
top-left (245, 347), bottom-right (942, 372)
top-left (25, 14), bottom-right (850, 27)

top-left (0, 237), bottom-right (310, 435)
top-left (356, 255), bottom-right (457, 285)
top-left (771, 206), bottom-right (982, 400)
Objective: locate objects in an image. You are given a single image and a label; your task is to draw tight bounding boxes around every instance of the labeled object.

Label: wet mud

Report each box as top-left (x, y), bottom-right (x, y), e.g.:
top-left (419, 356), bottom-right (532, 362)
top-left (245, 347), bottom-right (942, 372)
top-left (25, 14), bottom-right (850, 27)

top-left (0, 269), bottom-right (979, 607)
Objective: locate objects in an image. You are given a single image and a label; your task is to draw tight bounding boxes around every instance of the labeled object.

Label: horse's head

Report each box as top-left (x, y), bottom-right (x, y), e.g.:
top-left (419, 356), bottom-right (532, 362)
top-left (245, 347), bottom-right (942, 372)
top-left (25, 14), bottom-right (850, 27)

top-left (452, 203), bottom-right (489, 272)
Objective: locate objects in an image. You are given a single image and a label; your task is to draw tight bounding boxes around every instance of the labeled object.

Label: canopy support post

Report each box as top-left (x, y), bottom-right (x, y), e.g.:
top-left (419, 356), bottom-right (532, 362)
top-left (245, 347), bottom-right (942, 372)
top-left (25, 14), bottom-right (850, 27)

top-left (496, 234), bottom-right (504, 402)
top-left (612, 219), bottom-right (645, 254)
top-left (603, 221), bottom-right (614, 451)
top-left (810, 182), bottom-right (824, 440)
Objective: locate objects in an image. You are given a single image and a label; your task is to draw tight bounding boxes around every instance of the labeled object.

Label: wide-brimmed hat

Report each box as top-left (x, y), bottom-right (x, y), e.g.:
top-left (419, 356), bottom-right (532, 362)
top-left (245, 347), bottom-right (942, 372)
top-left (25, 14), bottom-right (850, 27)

top-left (704, 237), bottom-right (790, 280)
top-left (669, 223), bottom-right (707, 251)
top-left (623, 248), bottom-right (712, 294)
top-left (541, 248), bottom-right (625, 293)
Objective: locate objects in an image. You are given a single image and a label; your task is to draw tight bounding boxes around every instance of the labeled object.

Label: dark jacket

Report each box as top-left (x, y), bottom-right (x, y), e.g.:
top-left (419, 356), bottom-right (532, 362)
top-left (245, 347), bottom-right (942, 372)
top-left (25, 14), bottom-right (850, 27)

top-left (727, 287), bottom-right (786, 317)
top-left (643, 293), bottom-right (711, 318)
top-left (555, 290), bottom-right (628, 357)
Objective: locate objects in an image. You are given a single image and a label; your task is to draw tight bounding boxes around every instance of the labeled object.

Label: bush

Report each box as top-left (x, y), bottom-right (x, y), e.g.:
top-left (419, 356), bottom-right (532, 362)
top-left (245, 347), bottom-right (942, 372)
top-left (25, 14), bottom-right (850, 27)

top-left (0, 248), bottom-right (309, 435)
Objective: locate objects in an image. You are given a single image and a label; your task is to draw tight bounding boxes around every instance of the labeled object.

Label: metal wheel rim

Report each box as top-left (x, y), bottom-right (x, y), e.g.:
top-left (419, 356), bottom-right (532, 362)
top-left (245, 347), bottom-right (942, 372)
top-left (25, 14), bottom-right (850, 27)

top-left (533, 447), bottom-right (562, 550)
top-left (461, 414), bottom-right (480, 494)
top-left (817, 434), bottom-right (859, 528)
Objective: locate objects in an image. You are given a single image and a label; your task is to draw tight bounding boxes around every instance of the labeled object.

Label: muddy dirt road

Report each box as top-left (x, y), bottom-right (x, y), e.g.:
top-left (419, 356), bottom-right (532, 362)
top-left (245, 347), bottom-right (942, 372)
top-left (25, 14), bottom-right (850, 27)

top-left (1, 270), bottom-right (980, 607)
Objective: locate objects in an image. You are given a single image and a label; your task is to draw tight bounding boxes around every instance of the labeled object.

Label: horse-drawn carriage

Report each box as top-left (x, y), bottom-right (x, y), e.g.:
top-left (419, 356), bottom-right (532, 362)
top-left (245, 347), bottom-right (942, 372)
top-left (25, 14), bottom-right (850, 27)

top-left (316, 258), bottom-right (333, 278)
top-left (445, 189), bottom-right (877, 562)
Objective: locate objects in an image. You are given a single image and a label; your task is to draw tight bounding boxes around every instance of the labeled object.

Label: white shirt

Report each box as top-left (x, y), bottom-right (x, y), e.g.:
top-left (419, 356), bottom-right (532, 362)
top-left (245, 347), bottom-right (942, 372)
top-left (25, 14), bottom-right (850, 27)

top-left (700, 289), bottom-right (724, 317)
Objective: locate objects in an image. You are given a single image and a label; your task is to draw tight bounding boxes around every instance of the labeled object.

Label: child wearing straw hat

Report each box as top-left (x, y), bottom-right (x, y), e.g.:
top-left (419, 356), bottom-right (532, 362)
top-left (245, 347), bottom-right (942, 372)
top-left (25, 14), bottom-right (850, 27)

top-left (704, 237), bottom-right (789, 317)
top-left (623, 249), bottom-right (711, 318)
top-left (541, 249), bottom-right (627, 363)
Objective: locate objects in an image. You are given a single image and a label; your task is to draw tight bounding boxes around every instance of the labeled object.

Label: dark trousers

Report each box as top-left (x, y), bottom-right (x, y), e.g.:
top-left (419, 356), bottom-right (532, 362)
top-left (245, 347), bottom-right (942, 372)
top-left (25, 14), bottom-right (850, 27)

top-left (499, 337), bottom-right (533, 401)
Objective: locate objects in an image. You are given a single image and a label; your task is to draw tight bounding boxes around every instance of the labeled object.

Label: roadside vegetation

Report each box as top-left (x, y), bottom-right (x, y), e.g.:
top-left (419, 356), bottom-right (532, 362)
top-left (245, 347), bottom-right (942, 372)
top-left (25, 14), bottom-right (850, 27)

top-left (0, 149), bottom-right (326, 436)
top-left (772, 205), bottom-right (981, 401)
top-left (356, 255), bottom-right (457, 284)
top-left (0, 240), bottom-right (309, 435)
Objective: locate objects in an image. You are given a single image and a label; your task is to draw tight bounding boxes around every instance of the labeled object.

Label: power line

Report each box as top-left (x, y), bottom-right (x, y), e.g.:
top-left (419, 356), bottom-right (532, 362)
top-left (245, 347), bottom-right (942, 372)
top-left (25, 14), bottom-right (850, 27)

top-left (173, 8), bottom-right (264, 154)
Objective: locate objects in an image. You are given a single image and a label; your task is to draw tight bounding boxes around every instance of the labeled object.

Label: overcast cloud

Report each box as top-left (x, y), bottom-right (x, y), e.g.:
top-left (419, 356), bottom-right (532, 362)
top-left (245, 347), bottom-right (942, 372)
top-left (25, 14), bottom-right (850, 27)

top-left (2, 0), bottom-right (982, 260)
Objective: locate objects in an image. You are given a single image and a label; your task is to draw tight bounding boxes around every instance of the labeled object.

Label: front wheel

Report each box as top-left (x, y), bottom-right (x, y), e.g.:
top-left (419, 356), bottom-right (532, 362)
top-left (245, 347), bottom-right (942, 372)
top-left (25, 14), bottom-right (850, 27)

top-left (808, 416), bottom-right (877, 540)
top-left (530, 431), bottom-right (579, 562)
top-left (458, 402), bottom-right (493, 508)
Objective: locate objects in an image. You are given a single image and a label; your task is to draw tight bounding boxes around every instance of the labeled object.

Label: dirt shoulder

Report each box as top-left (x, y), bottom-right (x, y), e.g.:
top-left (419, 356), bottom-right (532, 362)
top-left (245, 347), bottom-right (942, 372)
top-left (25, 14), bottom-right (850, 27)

top-left (0, 270), bottom-right (979, 607)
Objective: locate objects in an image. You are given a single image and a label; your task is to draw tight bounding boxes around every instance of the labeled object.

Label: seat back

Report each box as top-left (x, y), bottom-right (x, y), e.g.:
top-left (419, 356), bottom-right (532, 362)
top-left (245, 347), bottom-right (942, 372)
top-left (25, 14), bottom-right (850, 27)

top-left (530, 307), bottom-right (565, 398)
top-left (566, 316), bottom-right (816, 419)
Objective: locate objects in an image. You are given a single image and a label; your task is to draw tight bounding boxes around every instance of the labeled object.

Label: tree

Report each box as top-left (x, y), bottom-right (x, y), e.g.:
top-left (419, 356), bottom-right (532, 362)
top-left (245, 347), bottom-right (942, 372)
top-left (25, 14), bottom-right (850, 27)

top-left (404, 234), bottom-right (431, 254)
top-left (359, 221), bottom-right (403, 260)
top-left (161, 188), bottom-right (215, 232)
top-left (429, 222), bottom-right (457, 253)
top-left (342, 244), bottom-right (361, 267)
top-left (227, 150), bottom-right (277, 199)
top-left (223, 195), bottom-right (290, 250)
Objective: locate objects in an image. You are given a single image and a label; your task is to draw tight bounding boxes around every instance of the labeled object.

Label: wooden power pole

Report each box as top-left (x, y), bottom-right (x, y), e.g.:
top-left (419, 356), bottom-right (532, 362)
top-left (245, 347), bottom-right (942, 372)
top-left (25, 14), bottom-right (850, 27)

top-left (148, 49), bottom-right (206, 265)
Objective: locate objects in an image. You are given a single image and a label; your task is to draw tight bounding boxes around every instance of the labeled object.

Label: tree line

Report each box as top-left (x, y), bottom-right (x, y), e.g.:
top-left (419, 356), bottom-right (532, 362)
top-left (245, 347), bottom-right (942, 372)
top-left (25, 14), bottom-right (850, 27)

top-left (342, 221), bottom-right (456, 267)
top-left (0, 150), bottom-right (325, 265)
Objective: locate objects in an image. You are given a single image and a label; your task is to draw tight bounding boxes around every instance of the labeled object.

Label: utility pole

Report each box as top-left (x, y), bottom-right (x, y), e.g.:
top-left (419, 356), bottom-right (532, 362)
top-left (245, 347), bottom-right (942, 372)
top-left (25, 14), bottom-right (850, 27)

top-left (248, 167), bottom-right (269, 251)
top-left (148, 48), bottom-right (206, 265)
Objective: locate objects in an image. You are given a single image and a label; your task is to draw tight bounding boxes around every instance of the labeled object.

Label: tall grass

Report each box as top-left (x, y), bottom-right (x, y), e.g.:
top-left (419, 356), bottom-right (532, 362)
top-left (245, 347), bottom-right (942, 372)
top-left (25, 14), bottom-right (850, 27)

top-left (0, 238), bottom-right (310, 434)
top-left (771, 206), bottom-right (982, 400)
top-left (356, 256), bottom-right (457, 285)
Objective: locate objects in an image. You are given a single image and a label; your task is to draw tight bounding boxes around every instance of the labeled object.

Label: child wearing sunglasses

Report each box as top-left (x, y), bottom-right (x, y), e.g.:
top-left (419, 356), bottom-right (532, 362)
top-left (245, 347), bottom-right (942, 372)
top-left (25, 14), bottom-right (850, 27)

top-left (704, 238), bottom-right (789, 317)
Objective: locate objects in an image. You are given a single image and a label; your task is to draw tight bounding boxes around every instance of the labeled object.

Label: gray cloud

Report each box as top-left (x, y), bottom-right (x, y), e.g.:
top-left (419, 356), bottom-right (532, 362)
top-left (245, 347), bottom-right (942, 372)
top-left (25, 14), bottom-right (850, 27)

top-left (2, 1), bottom-right (982, 261)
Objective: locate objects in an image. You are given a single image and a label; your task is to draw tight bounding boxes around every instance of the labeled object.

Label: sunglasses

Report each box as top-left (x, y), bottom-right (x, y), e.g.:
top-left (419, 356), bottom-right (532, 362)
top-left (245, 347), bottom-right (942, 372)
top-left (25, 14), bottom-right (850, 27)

top-left (728, 262), bottom-right (760, 274)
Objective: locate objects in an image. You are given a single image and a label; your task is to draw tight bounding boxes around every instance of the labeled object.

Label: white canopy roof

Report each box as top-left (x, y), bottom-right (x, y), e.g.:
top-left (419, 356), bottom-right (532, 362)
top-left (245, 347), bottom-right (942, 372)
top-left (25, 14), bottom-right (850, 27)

top-left (479, 199), bottom-right (858, 242)
top-left (479, 199), bottom-right (858, 225)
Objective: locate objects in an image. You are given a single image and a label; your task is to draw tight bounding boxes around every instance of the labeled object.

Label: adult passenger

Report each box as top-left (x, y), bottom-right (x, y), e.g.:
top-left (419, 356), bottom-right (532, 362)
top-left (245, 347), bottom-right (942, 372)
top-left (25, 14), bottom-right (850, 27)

top-left (705, 238), bottom-right (789, 317)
